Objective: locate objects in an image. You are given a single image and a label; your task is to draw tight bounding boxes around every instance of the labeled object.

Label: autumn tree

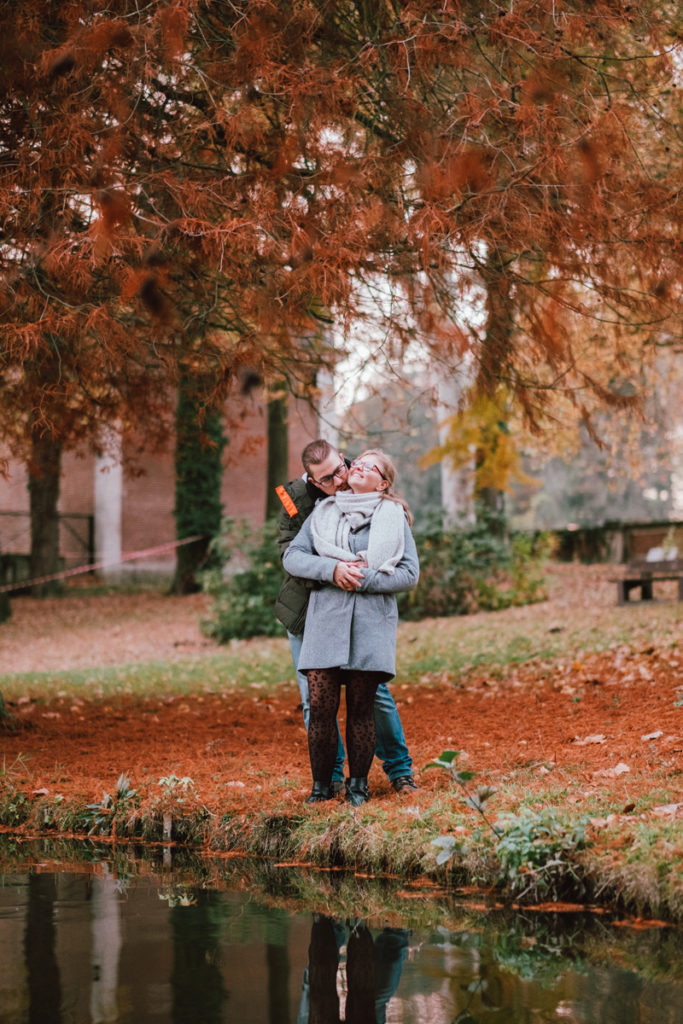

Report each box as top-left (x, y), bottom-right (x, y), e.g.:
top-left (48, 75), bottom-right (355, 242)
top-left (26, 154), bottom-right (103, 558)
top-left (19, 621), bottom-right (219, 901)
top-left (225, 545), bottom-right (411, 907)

top-left (141, 0), bottom-right (680, 460)
top-left (2, 0), bottom-right (679, 587)
top-left (0, 5), bottom-right (176, 589)
top-left (0, 1), bottom-right (338, 585)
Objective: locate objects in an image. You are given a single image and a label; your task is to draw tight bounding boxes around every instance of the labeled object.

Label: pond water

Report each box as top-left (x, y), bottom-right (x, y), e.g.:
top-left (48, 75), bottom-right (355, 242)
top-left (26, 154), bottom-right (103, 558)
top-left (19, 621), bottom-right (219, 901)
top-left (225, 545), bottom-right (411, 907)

top-left (0, 843), bottom-right (681, 1024)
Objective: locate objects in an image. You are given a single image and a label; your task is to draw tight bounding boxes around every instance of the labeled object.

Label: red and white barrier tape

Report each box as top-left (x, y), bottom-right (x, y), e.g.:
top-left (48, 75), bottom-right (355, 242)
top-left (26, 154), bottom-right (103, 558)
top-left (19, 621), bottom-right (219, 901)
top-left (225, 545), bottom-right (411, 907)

top-left (0, 535), bottom-right (206, 594)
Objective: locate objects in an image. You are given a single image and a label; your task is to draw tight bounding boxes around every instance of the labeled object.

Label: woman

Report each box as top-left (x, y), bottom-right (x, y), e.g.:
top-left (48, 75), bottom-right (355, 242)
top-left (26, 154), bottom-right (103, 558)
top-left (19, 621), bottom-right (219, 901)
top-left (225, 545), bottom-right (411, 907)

top-left (282, 449), bottom-right (419, 806)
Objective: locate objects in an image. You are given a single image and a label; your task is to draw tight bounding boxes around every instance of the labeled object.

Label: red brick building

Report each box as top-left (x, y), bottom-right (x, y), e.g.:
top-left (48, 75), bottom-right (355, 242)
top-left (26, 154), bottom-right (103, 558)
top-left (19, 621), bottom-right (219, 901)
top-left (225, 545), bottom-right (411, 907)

top-left (0, 387), bottom-right (320, 584)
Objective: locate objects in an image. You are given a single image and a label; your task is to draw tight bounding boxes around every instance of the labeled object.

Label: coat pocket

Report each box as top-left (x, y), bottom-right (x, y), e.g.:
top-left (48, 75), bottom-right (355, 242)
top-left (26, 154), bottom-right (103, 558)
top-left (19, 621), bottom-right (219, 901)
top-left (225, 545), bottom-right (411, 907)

top-left (382, 594), bottom-right (398, 624)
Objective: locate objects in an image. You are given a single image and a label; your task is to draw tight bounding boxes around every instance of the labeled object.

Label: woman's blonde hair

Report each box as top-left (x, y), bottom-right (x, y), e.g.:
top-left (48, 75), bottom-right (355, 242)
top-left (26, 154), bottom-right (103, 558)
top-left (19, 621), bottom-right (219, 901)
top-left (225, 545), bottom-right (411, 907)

top-left (356, 449), bottom-right (413, 525)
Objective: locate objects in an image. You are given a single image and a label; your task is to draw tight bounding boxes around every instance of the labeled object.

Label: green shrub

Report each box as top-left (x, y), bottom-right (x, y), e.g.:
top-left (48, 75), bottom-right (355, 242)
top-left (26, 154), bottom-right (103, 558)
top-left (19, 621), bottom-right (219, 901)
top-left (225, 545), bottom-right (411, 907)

top-left (201, 511), bottom-right (551, 642)
top-left (494, 807), bottom-right (590, 899)
top-left (201, 518), bottom-right (286, 641)
top-left (399, 512), bottom-right (551, 620)
top-left (428, 751), bottom-right (591, 901)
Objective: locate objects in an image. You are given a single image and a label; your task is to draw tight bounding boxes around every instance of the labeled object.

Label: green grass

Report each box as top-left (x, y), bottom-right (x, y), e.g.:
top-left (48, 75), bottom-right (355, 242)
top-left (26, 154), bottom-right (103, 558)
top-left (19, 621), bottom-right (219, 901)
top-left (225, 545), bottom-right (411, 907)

top-left (397, 599), bottom-right (681, 684)
top-left (2, 581), bottom-right (679, 701)
top-left (0, 645), bottom-right (293, 701)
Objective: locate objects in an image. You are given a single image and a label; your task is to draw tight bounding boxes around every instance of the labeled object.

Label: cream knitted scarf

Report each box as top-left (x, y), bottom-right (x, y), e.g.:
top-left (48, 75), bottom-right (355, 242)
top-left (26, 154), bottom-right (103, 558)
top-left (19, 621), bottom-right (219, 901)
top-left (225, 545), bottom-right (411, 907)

top-left (310, 491), bottom-right (405, 574)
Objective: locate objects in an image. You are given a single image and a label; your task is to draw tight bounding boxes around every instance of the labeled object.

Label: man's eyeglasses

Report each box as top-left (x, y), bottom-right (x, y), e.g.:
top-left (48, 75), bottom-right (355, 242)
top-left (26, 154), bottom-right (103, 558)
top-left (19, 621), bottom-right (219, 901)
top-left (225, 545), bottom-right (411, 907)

top-left (350, 459), bottom-right (386, 479)
top-left (310, 456), bottom-right (346, 487)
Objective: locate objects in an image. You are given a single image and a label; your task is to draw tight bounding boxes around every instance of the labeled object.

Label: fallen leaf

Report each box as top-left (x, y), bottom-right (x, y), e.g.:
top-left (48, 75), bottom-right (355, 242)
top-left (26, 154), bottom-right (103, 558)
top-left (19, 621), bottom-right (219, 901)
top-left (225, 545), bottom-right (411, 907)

top-left (574, 734), bottom-right (606, 745)
top-left (593, 762), bottom-right (630, 778)
top-left (589, 815), bottom-right (616, 829)
top-left (523, 902), bottom-right (588, 913)
top-left (612, 918), bottom-right (670, 929)
top-left (651, 803), bottom-right (682, 817)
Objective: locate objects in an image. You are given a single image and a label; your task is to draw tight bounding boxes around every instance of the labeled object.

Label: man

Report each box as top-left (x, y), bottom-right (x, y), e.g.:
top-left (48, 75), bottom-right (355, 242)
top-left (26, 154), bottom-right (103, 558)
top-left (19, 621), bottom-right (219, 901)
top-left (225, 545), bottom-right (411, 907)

top-left (275, 438), bottom-right (418, 795)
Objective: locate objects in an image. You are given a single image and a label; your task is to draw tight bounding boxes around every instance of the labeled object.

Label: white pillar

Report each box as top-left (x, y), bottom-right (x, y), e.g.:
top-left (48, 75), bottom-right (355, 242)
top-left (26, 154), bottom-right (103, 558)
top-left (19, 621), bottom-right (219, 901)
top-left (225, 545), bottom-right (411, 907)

top-left (434, 366), bottom-right (476, 526)
top-left (670, 422), bottom-right (683, 521)
top-left (94, 428), bottom-right (123, 580)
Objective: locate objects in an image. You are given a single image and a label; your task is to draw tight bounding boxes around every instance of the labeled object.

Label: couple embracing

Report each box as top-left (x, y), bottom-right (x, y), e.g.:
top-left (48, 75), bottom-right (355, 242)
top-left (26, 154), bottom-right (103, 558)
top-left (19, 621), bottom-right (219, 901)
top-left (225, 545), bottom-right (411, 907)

top-left (276, 440), bottom-right (419, 807)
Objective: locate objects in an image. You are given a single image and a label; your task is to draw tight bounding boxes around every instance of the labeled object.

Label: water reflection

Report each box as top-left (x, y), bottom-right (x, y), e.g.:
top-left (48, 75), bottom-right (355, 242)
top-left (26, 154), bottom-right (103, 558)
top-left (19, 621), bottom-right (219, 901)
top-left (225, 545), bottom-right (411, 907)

top-left (0, 855), bottom-right (682, 1024)
top-left (170, 891), bottom-right (227, 1023)
top-left (299, 916), bottom-right (408, 1024)
top-left (24, 873), bottom-right (61, 1024)
top-left (91, 871), bottom-right (122, 1023)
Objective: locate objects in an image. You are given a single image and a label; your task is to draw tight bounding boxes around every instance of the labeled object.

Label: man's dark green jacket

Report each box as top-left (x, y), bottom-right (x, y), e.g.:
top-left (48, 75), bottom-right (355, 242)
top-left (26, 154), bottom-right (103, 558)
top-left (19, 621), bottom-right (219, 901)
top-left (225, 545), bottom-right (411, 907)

top-left (274, 476), bottom-right (323, 635)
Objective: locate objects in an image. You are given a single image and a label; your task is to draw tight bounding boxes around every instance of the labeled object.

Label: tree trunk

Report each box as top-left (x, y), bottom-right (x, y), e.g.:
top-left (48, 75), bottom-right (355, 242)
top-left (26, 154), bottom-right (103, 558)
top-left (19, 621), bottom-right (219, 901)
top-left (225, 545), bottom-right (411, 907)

top-left (477, 249), bottom-right (514, 396)
top-left (172, 375), bottom-right (225, 594)
top-left (28, 433), bottom-right (63, 597)
top-left (265, 382), bottom-right (290, 519)
top-left (434, 366), bottom-right (476, 527)
top-left (173, 536), bottom-right (212, 595)
top-left (0, 690), bottom-right (11, 723)
top-left (475, 252), bottom-right (513, 527)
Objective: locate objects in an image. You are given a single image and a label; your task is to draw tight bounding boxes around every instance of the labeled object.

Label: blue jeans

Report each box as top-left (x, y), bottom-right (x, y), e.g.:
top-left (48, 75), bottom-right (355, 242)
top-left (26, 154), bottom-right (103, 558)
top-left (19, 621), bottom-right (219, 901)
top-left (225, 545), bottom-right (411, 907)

top-left (288, 633), bottom-right (413, 784)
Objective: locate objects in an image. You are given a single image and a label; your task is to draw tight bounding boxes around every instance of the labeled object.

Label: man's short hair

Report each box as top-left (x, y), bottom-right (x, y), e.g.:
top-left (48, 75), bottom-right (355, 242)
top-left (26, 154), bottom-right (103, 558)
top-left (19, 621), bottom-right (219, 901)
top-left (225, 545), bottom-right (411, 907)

top-left (301, 438), bottom-right (337, 473)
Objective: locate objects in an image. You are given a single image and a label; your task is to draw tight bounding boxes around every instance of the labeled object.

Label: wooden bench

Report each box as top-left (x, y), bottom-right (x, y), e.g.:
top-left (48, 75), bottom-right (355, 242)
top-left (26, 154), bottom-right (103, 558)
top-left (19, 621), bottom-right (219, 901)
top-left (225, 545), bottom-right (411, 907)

top-left (610, 558), bottom-right (683, 605)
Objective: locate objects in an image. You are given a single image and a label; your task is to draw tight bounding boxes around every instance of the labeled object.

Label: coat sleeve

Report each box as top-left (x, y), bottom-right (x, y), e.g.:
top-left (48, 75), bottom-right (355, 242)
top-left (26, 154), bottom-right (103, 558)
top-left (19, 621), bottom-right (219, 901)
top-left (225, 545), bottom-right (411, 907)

top-left (358, 521), bottom-right (420, 594)
top-left (276, 482), bottom-right (307, 558)
top-left (277, 501), bottom-right (296, 558)
top-left (282, 517), bottom-right (338, 583)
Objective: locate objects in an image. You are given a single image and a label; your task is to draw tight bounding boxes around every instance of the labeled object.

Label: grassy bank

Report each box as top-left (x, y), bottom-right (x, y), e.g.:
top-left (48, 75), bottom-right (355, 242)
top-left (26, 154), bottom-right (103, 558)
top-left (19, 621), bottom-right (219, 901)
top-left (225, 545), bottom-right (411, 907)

top-left (1, 757), bottom-right (681, 921)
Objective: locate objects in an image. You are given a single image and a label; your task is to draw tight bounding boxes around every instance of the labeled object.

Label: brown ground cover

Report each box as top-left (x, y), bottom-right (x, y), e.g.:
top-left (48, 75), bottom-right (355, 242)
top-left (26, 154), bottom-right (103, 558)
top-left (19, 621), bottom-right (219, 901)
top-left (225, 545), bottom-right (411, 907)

top-left (0, 566), bottom-right (681, 829)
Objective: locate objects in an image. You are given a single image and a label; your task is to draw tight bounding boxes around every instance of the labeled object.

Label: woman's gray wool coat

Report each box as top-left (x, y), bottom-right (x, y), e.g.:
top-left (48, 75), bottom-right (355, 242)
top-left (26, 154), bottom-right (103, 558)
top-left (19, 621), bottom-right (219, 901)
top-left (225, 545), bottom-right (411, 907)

top-left (281, 513), bottom-right (419, 680)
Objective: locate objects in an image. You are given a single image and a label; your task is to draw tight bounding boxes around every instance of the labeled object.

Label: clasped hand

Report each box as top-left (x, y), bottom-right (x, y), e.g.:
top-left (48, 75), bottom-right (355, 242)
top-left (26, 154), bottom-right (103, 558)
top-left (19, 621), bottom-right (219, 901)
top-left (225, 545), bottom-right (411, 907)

top-left (333, 560), bottom-right (366, 591)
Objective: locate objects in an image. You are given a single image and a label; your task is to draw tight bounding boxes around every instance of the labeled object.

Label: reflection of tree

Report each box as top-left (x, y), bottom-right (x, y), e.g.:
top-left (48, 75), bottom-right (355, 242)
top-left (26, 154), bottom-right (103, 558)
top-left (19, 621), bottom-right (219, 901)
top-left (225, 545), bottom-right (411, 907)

top-left (170, 892), bottom-right (227, 1024)
top-left (266, 909), bottom-right (291, 1024)
top-left (24, 874), bottom-right (61, 1024)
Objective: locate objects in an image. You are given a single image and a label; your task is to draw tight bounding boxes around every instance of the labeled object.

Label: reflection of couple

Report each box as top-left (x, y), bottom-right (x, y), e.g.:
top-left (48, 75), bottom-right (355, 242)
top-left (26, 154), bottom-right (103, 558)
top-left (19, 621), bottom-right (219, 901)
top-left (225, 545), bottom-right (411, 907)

top-left (298, 915), bottom-right (410, 1024)
top-left (277, 440), bottom-right (420, 806)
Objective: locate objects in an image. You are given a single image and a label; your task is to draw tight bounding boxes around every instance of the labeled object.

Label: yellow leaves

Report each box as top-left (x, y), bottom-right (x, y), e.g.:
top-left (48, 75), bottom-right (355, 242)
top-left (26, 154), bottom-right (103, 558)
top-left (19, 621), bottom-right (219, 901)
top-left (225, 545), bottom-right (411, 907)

top-left (423, 388), bottom-right (538, 493)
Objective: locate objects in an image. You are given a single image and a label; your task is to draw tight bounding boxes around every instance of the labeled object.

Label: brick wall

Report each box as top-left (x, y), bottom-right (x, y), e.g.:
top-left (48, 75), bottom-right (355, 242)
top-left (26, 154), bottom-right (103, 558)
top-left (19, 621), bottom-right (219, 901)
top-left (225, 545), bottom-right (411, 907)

top-left (0, 389), bottom-right (318, 571)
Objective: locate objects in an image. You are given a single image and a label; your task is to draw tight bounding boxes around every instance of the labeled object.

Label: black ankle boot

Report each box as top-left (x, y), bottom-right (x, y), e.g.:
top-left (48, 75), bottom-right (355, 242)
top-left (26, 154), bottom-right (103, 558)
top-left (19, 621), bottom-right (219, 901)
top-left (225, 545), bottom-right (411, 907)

top-left (345, 777), bottom-right (369, 807)
top-left (306, 781), bottom-right (332, 804)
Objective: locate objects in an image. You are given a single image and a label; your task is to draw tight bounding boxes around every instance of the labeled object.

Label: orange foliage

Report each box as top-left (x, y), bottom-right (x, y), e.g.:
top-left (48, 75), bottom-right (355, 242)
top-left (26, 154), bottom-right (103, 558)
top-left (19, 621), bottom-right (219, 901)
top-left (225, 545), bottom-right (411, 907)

top-left (0, 0), bottom-right (680, 466)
